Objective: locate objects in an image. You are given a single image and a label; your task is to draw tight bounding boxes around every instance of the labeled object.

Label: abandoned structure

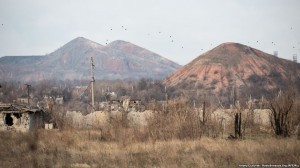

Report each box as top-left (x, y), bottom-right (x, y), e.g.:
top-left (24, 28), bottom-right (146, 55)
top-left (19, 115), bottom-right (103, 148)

top-left (0, 103), bottom-right (44, 131)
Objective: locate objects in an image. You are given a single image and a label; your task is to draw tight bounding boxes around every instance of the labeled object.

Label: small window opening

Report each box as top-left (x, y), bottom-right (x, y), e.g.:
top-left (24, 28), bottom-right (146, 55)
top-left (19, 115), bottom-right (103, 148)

top-left (5, 114), bottom-right (13, 126)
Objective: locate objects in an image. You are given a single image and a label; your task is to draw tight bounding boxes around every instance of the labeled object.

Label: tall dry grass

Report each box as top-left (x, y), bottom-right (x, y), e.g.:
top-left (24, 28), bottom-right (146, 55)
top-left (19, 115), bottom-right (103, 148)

top-left (0, 130), bottom-right (299, 168)
top-left (1, 96), bottom-right (299, 167)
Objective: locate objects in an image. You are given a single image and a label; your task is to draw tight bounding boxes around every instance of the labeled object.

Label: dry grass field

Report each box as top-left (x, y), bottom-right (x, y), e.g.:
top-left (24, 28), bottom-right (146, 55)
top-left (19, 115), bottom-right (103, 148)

top-left (1, 95), bottom-right (299, 167)
top-left (0, 129), bottom-right (299, 168)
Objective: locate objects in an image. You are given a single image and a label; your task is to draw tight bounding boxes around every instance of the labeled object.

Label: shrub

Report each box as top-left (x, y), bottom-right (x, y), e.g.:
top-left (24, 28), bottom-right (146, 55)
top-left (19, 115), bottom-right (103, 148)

top-left (268, 90), bottom-right (296, 137)
top-left (147, 98), bottom-right (203, 141)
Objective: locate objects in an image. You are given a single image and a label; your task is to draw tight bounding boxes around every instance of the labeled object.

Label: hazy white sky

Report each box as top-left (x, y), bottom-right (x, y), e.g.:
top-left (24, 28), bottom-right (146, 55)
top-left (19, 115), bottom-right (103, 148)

top-left (0, 0), bottom-right (299, 65)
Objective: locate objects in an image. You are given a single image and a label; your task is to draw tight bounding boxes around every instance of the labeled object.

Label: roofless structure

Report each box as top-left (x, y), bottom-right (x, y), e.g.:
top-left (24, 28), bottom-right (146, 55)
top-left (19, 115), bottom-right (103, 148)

top-left (0, 103), bottom-right (44, 131)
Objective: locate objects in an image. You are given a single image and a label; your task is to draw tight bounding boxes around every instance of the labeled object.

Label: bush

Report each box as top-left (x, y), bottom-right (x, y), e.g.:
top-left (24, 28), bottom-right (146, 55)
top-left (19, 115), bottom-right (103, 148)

top-left (268, 90), bottom-right (296, 137)
top-left (147, 99), bottom-right (203, 141)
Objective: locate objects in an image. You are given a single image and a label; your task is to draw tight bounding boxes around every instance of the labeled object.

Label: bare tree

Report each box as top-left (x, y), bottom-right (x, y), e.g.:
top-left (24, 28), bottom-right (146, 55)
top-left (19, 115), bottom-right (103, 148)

top-left (269, 90), bottom-right (295, 137)
top-left (234, 112), bottom-right (242, 139)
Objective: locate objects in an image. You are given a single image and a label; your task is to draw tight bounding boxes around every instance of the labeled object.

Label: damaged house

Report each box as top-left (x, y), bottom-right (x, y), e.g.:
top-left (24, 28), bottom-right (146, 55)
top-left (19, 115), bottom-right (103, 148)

top-left (0, 103), bottom-right (44, 131)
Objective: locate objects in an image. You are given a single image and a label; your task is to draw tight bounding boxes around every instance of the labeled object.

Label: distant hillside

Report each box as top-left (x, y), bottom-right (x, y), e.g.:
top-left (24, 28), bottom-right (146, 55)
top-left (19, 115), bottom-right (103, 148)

top-left (164, 42), bottom-right (300, 101)
top-left (0, 37), bottom-right (181, 81)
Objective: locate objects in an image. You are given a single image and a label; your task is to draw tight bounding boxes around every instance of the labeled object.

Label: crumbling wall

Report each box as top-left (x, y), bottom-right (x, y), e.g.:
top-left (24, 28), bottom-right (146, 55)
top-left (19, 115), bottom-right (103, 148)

top-left (28, 112), bottom-right (44, 130)
top-left (0, 114), bottom-right (5, 128)
top-left (64, 109), bottom-right (271, 130)
top-left (127, 110), bottom-right (153, 126)
top-left (65, 110), bottom-right (153, 128)
top-left (0, 113), bottom-right (30, 131)
top-left (0, 111), bottom-right (44, 131)
top-left (211, 109), bottom-right (271, 125)
top-left (253, 109), bottom-right (272, 127)
top-left (65, 111), bottom-right (118, 128)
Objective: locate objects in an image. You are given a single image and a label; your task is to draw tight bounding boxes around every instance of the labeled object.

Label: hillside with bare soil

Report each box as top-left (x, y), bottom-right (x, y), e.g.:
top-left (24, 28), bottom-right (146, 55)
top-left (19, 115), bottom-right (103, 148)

top-left (164, 42), bottom-right (300, 99)
top-left (0, 37), bottom-right (181, 81)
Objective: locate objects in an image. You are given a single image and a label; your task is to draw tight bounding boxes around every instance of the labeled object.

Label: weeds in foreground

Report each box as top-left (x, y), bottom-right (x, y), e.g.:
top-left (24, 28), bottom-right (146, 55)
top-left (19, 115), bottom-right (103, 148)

top-left (0, 130), bottom-right (299, 168)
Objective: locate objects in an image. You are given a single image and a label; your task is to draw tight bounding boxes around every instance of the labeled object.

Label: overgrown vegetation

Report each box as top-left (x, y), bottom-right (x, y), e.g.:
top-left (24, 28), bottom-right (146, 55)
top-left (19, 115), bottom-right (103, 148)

top-left (268, 90), bottom-right (297, 137)
top-left (0, 130), bottom-right (299, 168)
top-left (1, 79), bottom-right (300, 167)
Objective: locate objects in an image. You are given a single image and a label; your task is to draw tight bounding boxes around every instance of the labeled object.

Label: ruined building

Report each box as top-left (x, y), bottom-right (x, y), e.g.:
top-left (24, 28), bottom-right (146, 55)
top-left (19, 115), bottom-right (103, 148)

top-left (0, 104), bottom-right (44, 131)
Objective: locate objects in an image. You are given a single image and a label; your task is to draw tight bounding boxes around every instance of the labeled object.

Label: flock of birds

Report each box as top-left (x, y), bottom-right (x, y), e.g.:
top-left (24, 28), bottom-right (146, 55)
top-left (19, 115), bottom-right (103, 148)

top-left (0, 22), bottom-right (299, 57)
top-left (102, 24), bottom-right (299, 56)
top-left (0, 23), bottom-right (299, 76)
top-left (104, 25), bottom-right (187, 49)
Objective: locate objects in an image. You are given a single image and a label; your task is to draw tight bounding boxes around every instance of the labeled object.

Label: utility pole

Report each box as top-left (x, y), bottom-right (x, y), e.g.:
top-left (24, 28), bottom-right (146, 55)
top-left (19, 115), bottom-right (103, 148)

top-left (90, 57), bottom-right (95, 109)
top-left (24, 84), bottom-right (31, 105)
